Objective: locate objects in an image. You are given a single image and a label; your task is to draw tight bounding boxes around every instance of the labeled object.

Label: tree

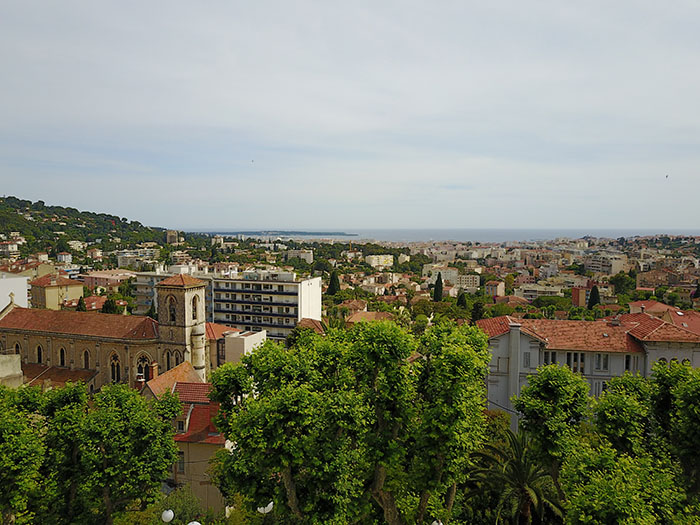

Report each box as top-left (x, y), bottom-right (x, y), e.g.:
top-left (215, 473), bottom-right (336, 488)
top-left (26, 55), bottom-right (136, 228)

top-left (456, 291), bottom-right (467, 309)
top-left (76, 296), bottom-right (87, 312)
top-left (101, 298), bottom-right (119, 314)
top-left (145, 303), bottom-right (156, 319)
top-left (327, 270), bottom-right (341, 296)
top-left (470, 301), bottom-right (485, 325)
top-left (79, 386), bottom-right (180, 524)
top-left (210, 321), bottom-right (490, 524)
top-left (593, 373), bottom-right (652, 456)
top-left (433, 272), bottom-right (443, 302)
top-left (513, 365), bottom-right (590, 498)
top-left (609, 272), bottom-right (636, 296)
top-left (0, 387), bottom-right (45, 524)
top-left (472, 429), bottom-right (562, 524)
top-left (561, 442), bottom-right (690, 524)
top-left (587, 285), bottom-right (601, 309)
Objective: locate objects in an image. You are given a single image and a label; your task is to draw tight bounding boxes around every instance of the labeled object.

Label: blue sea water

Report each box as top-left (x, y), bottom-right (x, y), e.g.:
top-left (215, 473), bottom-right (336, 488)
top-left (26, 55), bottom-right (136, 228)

top-left (207, 228), bottom-right (700, 243)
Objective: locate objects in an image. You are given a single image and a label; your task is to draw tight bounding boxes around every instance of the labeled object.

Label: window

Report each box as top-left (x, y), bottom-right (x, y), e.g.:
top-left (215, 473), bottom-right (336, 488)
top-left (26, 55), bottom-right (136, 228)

top-left (168, 296), bottom-right (177, 323)
top-left (59, 347), bottom-right (66, 367)
top-left (177, 420), bottom-right (185, 433)
top-left (110, 354), bottom-right (121, 383)
top-left (37, 345), bottom-right (43, 364)
top-left (166, 351), bottom-right (172, 371)
top-left (83, 350), bottom-right (90, 369)
top-left (595, 353), bottom-right (609, 372)
top-left (523, 351), bottom-right (531, 369)
top-left (14, 343), bottom-right (20, 355)
top-left (566, 352), bottom-right (584, 373)
top-left (543, 351), bottom-right (557, 365)
top-left (625, 355), bottom-right (631, 371)
top-left (192, 296), bottom-right (199, 320)
top-left (137, 355), bottom-right (151, 381)
top-left (174, 351), bottom-right (181, 366)
top-left (177, 451), bottom-right (185, 473)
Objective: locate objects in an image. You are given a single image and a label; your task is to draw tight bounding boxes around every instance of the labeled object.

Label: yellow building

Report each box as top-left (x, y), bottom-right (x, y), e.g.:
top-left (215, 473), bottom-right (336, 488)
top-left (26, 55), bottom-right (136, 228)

top-left (29, 273), bottom-right (83, 310)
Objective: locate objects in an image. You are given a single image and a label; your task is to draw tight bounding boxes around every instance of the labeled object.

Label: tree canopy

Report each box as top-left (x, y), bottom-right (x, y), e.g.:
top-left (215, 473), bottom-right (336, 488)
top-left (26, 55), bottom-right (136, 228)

top-left (210, 320), bottom-right (491, 524)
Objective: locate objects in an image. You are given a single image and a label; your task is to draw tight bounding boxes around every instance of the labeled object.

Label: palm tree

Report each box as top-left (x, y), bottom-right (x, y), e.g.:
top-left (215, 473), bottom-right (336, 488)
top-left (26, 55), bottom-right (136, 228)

top-left (470, 429), bottom-right (563, 524)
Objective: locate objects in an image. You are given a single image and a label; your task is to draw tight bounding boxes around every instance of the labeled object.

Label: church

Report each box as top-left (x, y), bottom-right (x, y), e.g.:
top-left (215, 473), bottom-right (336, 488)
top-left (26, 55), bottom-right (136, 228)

top-left (0, 274), bottom-right (231, 390)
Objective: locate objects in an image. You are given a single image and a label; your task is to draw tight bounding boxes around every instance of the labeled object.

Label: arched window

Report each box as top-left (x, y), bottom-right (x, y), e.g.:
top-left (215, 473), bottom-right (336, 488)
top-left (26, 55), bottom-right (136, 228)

top-left (174, 351), bottom-right (182, 366)
top-left (136, 355), bottom-right (151, 382)
top-left (682, 358), bottom-right (691, 366)
top-left (658, 358), bottom-right (668, 366)
top-left (169, 296), bottom-right (177, 324)
top-left (83, 350), bottom-right (90, 369)
top-left (14, 343), bottom-right (20, 355)
top-left (192, 295), bottom-right (199, 321)
top-left (110, 354), bottom-right (121, 383)
top-left (59, 347), bottom-right (66, 367)
top-left (37, 345), bottom-right (43, 364)
top-left (166, 351), bottom-right (172, 371)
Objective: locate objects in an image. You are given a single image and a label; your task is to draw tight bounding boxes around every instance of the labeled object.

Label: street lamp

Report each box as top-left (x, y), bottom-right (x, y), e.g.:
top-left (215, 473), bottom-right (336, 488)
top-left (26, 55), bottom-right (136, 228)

top-left (257, 501), bottom-right (274, 514)
top-left (161, 509), bottom-right (174, 523)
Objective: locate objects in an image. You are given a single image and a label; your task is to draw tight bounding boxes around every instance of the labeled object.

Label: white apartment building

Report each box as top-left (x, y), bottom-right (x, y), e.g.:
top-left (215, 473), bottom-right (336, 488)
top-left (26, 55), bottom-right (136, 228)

top-left (365, 255), bottom-right (394, 269)
top-left (286, 250), bottom-right (314, 264)
top-left (478, 315), bottom-right (700, 428)
top-left (584, 253), bottom-right (627, 275)
top-left (456, 274), bottom-right (480, 290)
top-left (513, 283), bottom-right (564, 302)
top-left (211, 270), bottom-right (321, 342)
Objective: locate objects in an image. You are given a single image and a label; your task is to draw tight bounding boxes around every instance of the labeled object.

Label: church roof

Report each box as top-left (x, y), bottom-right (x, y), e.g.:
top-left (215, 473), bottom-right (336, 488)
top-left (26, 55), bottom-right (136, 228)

top-left (0, 307), bottom-right (158, 340)
top-left (156, 274), bottom-right (205, 288)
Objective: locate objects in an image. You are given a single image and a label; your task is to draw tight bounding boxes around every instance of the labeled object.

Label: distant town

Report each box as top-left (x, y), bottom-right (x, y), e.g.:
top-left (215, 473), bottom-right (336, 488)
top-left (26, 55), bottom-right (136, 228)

top-left (1, 195), bottom-right (700, 523)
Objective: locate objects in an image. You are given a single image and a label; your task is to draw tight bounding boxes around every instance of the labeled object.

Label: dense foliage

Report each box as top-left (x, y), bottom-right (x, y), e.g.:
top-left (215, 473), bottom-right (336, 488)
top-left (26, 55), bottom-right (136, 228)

top-left (210, 321), bottom-right (491, 525)
top-left (0, 383), bottom-right (180, 525)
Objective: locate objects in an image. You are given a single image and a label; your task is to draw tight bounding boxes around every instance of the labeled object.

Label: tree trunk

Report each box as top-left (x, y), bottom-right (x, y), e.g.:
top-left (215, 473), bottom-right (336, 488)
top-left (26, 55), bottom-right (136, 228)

top-left (417, 491), bottom-right (430, 524)
top-left (370, 464), bottom-right (404, 525)
top-left (550, 460), bottom-right (565, 502)
top-left (519, 498), bottom-right (532, 525)
top-left (281, 466), bottom-right (303, 519)
top-left (103, 486), bottom-right (113, 525)
top-left (444, 482), bottom-right (457, 524)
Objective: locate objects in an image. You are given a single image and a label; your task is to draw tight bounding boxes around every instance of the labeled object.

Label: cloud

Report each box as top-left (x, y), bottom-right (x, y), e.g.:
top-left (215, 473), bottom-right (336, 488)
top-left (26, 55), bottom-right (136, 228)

top-left (1, 1), bottom-right (700, 230)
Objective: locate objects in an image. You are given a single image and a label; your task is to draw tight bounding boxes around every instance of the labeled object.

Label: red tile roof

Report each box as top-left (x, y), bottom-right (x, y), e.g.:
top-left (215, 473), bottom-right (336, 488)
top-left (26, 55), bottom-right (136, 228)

top-left (62, 296), bottom-right (127, 311)
top-left (144, 361), bottom-right (202, 399)
top-left (620, 313), bottom-right (700, 343)
top-left (0, 307), bottom-right (158, 340)
top-left (477, 316), bottom-right (643, 353)
top-left (156, 274), bottom-right (205, 288)
top-left (21, 362), bottom-right (97, 387)
top-left (29, 274), bottom-right (80, 288)
top-left (205, 322), bottom-right (239, 341)
top-left (664, 310), bottom-right (700, 335)
top-left (629, 300), bottom-right (676, 314)
top-left (297, 317), bottom-right (325, 334)
top-left (174, 403), bottom-right (224, 445)
top-left (174, 382), bottom-right (212, 404)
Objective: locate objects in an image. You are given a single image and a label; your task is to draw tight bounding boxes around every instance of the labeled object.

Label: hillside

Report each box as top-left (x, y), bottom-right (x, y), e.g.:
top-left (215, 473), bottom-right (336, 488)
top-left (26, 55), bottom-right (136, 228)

top-left (0, 196), bottom-right (166, 252)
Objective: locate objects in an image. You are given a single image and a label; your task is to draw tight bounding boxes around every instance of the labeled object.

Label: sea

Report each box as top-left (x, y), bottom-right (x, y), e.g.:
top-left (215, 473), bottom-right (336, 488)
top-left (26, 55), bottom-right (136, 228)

top-left (204, 228), bottom-right (700, 244)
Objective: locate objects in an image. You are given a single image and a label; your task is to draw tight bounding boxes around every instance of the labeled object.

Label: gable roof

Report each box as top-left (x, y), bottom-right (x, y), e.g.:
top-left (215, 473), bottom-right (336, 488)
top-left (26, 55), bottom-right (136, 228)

top-left (174, 382), bottom-right (212, 404)
top-left (156, 274), bottom-right (205, 288)
top-left (174, 402), bottom-right (224, 445)
top-left (297, 317), bottom-right (325, 334)
top-left (21, 362), bottom-right (97, 387)
top-left (205, 322), bottom-right (239, 341)
top-left (663, 309), bottom-right (700, 335)
top-left (0, 307), bottom-right (158, 340)
top-left (619, 313), bottom-right (700, 343)
top-left (629, 300), bottom-right (676, 314)
top-left (29, 274), bottom-right (80, 288)
top-left (144, 361), bottom-right (202, 399)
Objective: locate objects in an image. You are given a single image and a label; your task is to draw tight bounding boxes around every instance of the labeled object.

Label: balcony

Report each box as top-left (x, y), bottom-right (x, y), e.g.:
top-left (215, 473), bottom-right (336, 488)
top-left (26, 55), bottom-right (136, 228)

top-left (214, 308), bottom-right (297, 318)
top-left (213, 297), bottom-right (298, 307)
top-left (212, 287), bottom-right (297, 296)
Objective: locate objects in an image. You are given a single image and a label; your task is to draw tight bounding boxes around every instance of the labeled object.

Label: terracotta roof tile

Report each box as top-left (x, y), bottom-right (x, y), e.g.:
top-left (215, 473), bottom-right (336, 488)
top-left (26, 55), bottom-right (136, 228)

top-left (156, 274), bottom-right (205, 288)
top-left (0, 307), bottom-right (158, 340)
top-left (297, 318), bottom-right (325, 334)
top-left (174, 403), bottom-right (224, 445)
top-left (144, 361), bottom-right (202, 399)
top-left (205, 322), bottom-right (239, 341)
top-left (21, 362), bottom-right (97, 387)
top-left (620, 313), bottom-right (700, 343)
top-left (174, 382), bottom-right (212, 404)
top-left (29, 274), bottom-right (80, 287)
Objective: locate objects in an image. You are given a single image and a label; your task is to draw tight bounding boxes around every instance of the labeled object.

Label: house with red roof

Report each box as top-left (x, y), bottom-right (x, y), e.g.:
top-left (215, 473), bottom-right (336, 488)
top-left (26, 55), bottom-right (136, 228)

top-left (30, 273), bottom-right (83, 310)
top-left (477, 313), bottom-right (700, 424)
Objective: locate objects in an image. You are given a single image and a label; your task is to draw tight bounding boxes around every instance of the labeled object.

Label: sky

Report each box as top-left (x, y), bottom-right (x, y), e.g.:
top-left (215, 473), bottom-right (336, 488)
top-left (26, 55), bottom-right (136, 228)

top-left (1, 1), bottom-right (700, 231)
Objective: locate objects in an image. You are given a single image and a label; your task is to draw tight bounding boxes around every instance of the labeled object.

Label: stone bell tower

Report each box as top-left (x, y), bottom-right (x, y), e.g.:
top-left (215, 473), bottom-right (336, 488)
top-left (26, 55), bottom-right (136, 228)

top-left (156, 274), bottom-right (207, 381)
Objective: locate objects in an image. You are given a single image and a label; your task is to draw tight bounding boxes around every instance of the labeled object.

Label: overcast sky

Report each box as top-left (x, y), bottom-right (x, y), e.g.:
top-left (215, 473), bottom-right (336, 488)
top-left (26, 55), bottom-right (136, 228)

top-left (1, 1), bottom-right (699, 231)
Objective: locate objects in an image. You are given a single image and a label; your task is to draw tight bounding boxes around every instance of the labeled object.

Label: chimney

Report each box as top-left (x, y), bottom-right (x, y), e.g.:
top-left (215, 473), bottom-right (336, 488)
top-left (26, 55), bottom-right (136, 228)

top-left (641, 304), bottom-right (646, 313)
top-left (150, 361), bottom-right (159, 380)
top-left (135, 373), bottom-right (145, 392)
top-left (611, 316), bottom-right (620, 327)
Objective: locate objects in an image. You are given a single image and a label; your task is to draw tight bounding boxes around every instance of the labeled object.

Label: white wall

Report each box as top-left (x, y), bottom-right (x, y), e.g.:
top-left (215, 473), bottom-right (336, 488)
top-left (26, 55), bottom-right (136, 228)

top-left (298, 277), bottom-right (322, 321)
top-left (0, 275), bottom-right (28, 309)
